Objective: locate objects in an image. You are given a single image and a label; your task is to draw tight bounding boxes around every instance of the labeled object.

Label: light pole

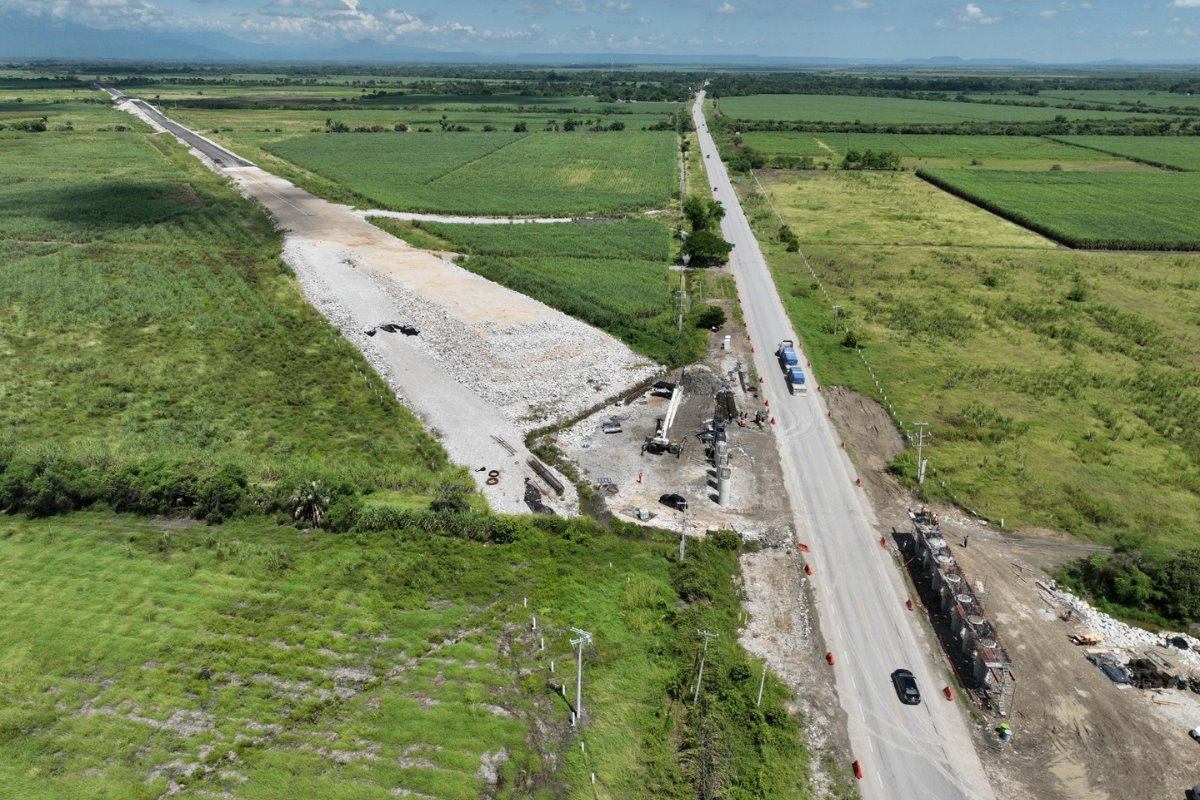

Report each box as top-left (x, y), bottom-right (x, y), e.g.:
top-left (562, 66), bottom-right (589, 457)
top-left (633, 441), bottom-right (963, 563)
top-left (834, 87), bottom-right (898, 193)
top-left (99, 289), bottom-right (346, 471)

top-left (569, 627), bottom-right (592, 726)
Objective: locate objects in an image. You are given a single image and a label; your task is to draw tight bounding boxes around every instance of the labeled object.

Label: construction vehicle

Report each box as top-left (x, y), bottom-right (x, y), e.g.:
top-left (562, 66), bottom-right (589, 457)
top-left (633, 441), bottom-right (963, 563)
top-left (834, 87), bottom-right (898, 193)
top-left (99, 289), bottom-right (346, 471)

top-left (643, 370), bottom-right (685, 457)
top-left (786, 365), bottom-right (806, 395)
top-left (776, 339), bottom-right (798, 371)
top-left (776, 340), bottom-right (806, 395)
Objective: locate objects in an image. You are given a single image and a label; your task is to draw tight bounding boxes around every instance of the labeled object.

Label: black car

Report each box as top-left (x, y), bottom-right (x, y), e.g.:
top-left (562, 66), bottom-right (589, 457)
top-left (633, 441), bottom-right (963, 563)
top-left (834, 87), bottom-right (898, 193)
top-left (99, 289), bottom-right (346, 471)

top-left (891, 669), bottom-right (921, 705)
top-left (659, 493), bottom-right (688, 512)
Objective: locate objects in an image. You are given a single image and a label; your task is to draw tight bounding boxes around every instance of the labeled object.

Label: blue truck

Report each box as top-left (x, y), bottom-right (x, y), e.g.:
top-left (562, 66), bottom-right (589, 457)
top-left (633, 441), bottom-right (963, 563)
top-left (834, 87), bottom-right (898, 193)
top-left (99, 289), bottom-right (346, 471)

top-left (786, 365), bottom-right (806, 395)
top-left (776, 339), bottom-right (798, 370)
top-left (775, 340), bottom-right (807, 394)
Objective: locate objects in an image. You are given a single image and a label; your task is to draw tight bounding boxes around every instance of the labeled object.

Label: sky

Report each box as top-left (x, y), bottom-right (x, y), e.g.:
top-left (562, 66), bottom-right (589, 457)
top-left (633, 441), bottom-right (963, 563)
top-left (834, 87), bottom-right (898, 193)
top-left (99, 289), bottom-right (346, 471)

top-left (1, 0), bottom-right (1199, 61)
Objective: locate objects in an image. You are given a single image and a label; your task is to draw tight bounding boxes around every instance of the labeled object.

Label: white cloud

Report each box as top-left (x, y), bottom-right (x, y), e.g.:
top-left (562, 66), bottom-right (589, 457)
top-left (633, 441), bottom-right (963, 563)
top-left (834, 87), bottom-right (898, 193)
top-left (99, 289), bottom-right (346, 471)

top-left (961, 3), bottom-right (999, 24)
top-left (1170, 0), bottom-right (1200, 7)
top-left (717, 2), bottom-right (736, 12)
top-left (0, 0), bottom-right (182, 29)
top-left (1130, 28), bottom-right (1150, 35)
top-left (1040, 9), bottom-right (1057, 17)
top-left (833, 0), bottom-right (871, 10)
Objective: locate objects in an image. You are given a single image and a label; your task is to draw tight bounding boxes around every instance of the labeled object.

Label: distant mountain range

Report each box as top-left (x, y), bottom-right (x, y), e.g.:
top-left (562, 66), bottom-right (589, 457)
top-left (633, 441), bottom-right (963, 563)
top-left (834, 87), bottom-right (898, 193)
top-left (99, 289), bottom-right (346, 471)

top-left (1, 14), bottom-right (1196, 67)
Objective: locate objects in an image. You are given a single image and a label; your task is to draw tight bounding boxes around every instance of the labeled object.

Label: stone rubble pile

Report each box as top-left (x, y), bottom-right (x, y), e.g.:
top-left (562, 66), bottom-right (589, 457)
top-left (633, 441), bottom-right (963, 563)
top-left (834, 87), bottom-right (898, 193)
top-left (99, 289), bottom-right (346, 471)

top-left (283, 240), bottom-right (657, 436)
top-left (1056, 586), bottom-right (1200, 671)
top-left (365, 266), bottom-right (657, 432)
top-left (282, 241), bottom-right (405, 402)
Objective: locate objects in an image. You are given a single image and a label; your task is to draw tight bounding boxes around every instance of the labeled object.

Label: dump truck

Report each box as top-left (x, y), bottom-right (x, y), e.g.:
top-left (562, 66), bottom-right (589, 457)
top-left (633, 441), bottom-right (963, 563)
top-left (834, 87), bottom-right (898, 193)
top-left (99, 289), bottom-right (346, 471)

top-left (776, 340), bottom-right (798, 371)
top-left (786, 365), bottom-right (806, 395)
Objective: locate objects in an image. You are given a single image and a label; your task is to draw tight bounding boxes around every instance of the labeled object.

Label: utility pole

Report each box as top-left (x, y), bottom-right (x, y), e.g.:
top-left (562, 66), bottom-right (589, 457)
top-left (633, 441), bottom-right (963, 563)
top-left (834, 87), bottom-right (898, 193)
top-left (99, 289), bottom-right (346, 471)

top-left (756, 663), bottom-right (767, 706)
top-left (569, 627), bottom-right (592, 727)
top-left (678, 509), bottom-right (689, 561)
top-left (676, 273), bottom-right (686, 332)
top-left (832, 304), bottom-right (842, 335)
top-left (693, 630), bottom-right (719, 703)
top-left (908, 422), bottom-right (931, 484)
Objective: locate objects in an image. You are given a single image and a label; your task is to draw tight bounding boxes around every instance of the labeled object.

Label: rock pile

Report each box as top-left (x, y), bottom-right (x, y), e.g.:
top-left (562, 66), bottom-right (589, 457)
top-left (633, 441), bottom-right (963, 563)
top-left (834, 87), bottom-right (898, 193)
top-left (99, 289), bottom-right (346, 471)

top-left (1056, 586), bottom-right (1200, 671)
top-left (365, 266), bottom-right (657, 432)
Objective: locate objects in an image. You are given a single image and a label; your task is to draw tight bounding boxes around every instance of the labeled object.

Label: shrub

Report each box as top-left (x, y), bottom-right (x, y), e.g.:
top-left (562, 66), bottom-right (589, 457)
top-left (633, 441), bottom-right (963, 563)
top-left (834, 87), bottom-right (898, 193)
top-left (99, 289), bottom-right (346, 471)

top-left (695, 305), bottom-right (726, 329)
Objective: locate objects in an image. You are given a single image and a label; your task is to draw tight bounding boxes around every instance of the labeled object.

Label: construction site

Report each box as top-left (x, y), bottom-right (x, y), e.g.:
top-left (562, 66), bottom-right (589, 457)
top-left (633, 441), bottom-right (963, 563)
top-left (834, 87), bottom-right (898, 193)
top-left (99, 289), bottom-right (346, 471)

top-left (551, 331), bottom-right (795, 543)
top-left (540, 301), bottom-right (1200, 800)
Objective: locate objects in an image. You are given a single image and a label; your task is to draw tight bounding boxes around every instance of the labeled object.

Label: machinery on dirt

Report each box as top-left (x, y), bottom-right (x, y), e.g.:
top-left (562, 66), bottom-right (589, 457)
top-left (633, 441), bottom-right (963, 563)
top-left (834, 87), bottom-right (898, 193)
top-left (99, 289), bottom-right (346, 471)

top-left (643, 369), bottom-right (685, 457)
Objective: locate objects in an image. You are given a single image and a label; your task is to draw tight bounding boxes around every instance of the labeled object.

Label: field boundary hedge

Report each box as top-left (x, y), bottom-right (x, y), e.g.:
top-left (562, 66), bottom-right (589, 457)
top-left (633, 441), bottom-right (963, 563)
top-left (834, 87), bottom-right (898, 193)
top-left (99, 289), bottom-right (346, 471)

top-left (1043, 135), bottom-right (1192, 172)
top-left (915, 168), bottom-right (1200, 252)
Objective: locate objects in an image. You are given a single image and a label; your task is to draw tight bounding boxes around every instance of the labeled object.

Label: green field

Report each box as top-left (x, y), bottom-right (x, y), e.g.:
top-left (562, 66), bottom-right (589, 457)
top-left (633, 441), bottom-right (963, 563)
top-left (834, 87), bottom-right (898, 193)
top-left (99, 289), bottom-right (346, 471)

top-left (381, 219), bottom-right (707, 364)
top-left (741, 131), bottom-right (1144, 170)
top-left (971, 89), bottom-right (1200, 113)
top-left (0, 105), bottom-right (454, 502)
top-left (717, 94), bottom-right (1175, 124)
top-left (0, 512), bottom-right (808, 799)
top-left (264, 131), bottom-right (677, 216)
top-left (918, 169), bottom-right (1200, 249)
top-left (1054, 135), bottom-right (1200, 171)
top-left (744, 169), bottom-right (1200, 560)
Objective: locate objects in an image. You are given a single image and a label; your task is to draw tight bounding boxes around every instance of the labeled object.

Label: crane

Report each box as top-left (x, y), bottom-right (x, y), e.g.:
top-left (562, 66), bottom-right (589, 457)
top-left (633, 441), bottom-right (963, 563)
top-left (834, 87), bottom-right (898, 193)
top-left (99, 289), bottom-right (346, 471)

top-left (643, 369), bottom-right (686, 457)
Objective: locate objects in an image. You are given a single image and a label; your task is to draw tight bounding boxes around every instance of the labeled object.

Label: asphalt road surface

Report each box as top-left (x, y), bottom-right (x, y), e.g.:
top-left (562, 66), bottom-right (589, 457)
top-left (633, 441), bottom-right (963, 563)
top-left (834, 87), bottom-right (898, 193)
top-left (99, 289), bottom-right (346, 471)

top-left (98, 85), bottom-right (254, 169)
top-left (691, 91), bottom-right (996, 800)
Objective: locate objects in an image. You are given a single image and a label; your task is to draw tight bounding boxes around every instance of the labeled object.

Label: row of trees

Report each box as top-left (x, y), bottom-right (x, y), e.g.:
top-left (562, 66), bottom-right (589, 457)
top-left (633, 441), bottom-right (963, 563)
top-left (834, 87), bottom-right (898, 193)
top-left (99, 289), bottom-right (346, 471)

top-left (680, 197), bottom-right (733, 267)
top-left (706, 71), bottom-right (1200, 99)
top-left (1058, 535), bottom-right (1200, 624)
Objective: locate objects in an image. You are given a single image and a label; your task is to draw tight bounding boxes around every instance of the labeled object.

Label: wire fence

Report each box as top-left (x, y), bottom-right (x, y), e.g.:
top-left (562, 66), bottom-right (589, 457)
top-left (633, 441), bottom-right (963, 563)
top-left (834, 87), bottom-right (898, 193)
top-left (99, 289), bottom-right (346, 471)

top-left (749, 170), bottom-right (984, 519)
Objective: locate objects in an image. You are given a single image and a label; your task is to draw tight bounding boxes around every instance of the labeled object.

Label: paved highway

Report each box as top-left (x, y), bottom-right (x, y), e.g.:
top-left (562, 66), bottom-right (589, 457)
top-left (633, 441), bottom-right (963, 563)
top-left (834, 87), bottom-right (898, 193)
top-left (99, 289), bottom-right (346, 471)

top-left (692, 91), bottom-right (996, 800)
top-left (98, 85), bottom-right (254, 169)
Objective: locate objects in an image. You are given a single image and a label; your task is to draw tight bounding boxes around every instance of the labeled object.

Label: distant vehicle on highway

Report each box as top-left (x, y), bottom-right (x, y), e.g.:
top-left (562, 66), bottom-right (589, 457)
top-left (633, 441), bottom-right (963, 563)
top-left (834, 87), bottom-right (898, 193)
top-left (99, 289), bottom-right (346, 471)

top-left (659, 493), bottom-right (688, 512)
top-left (891, 669), bottom-right (922, 705)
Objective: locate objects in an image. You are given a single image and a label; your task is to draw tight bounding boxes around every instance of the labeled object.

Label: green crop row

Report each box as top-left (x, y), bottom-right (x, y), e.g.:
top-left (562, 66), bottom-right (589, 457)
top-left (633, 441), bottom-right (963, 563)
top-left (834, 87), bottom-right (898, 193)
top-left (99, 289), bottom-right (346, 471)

top-left (1052, 134), bottom-right (1200, 171)
top-left (717, 93), bottom-right (1177, 125)
top-left (917, 168), bottom-right (1200, 250)
top-left (742, 131), bottom-right (1128, 170)
top-left (264, 130), bottom-right (677, 216)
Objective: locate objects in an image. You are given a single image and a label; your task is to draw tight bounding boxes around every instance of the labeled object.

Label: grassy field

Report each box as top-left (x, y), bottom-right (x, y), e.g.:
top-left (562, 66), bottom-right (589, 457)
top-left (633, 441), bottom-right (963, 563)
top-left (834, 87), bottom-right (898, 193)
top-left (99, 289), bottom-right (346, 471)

top-left (263, 131), bottom-right (677, 216)
top-left (742, 131), bottom-right (1146, 170)
top-left (970, 89), bottom-right (1200, 112)
top-left (379, 218), bottom-right (708, 364)
top-left (1053, 135), bottom-right (1200, 171)
top-left (0, 512), bottom-right (809, 799)
top-left (0, 97), bottom-right (455, 500)
top-left (743, 169), bottom-right (1200, 554)
top-left (716, 94), bottom-right (1175, 124)
top-left (918, 169), bottom-right (1200, 249)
